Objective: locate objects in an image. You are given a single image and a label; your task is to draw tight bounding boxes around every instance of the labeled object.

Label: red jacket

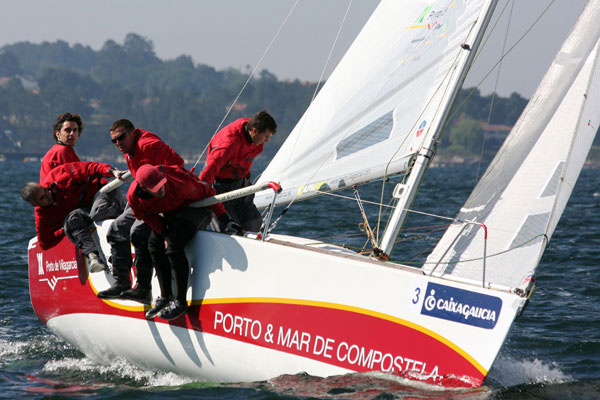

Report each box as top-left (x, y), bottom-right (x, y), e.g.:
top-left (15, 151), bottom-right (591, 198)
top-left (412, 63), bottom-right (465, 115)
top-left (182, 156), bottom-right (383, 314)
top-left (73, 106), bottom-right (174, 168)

top-left (35, 162), bottom-right (114, 250)
top-left (199, 118), bottom-right (263, 184)
top-left (126, 129), bottom-right (185, 178)
top-left (127, 165), bottom-right (226, 234)
top-left (39, 143), bottom-right (80, 183)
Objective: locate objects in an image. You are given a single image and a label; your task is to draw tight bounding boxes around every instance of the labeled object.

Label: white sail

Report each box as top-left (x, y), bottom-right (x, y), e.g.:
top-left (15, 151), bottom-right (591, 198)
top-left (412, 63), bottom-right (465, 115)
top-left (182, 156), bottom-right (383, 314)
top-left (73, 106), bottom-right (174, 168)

top-left (255, 0), bottom-right (497, 208)
top-left (26, 2), bottom-right (600, 388)
top-left (424, 1), bottom-right (600, 291)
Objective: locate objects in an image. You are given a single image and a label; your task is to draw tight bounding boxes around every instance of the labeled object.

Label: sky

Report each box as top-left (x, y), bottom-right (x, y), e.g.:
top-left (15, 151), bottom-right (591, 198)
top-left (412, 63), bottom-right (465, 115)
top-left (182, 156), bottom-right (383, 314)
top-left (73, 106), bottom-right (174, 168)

top-left (0, 0), bottom-right (589, 98)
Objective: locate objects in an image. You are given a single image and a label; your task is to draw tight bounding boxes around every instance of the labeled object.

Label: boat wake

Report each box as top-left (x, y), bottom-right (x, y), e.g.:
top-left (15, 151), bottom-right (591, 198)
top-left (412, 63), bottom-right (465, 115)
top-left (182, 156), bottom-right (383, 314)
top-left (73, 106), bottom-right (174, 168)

top-left (2, 334), bottom-right (587, 399)
top-left (1, 336), bottom-right (195, 392)
top-left (233, 371), bottom-right (493, 399)
top-left (486, 356), bottom-right (571, 387)
top-left (42, 357), bottom-right (196, 387)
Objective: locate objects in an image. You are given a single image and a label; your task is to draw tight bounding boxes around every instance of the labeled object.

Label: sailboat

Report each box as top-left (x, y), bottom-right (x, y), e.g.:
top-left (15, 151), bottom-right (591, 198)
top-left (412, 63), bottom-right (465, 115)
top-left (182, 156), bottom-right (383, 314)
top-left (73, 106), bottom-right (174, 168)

top-left (27, 0), bottom-right (600, 388)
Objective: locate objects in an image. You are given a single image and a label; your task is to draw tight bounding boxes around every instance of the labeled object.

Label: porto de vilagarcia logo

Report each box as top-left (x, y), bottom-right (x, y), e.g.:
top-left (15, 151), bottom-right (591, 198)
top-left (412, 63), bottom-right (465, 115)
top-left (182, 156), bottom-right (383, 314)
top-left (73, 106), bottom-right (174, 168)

top-left (421, 283), bottom-right (502, 329)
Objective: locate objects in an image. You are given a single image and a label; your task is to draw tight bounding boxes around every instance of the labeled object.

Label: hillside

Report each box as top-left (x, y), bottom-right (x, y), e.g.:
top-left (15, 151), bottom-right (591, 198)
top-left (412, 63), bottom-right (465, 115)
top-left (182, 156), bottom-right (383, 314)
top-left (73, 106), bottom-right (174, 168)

top-left (0, 34), bottom-right (598, 167)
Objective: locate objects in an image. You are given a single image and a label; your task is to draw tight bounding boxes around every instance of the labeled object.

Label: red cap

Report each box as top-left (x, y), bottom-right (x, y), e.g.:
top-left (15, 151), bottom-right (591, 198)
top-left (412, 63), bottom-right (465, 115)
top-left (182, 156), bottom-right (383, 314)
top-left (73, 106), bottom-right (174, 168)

top-left (136, 164), bottom-right (167, 194)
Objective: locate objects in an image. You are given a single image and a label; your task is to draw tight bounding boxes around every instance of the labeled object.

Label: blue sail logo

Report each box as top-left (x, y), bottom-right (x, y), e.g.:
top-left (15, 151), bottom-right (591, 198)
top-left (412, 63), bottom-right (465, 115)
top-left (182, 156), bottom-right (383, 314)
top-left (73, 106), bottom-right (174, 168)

top-left (421, 283), bottom-right (502, 329)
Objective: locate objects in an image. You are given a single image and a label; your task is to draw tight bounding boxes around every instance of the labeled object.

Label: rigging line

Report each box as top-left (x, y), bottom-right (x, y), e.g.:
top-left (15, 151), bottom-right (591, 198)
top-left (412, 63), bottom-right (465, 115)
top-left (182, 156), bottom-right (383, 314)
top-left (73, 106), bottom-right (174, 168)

top-left (353, 186), bottom-right (379, 250)
top-left (422, 233), bottom-right (548, 266)
top-left (262, 0), bottom-right (355, 235)
top-left (374, 3), bottom-right (501, 240)
top-left (375, 20), bottom-right (478, 242)
top-left (317, 189), bottom-right (473, 227)
top-left (469, 0), bottom-right (511, 67)
top-left (401, 241), bottom-right (439, 265)
top-left (317, 189), bottom-right (395, 209)
top-left (442, 0), bottom-right (557, 131)
top-left (277, 0), bottom-right (354, 187)
top-left (476, 0), bottom-right (515, 182)
top-left (191, 0), bottom-right (301, 172)
top-left (315, 187), bottom-right (397, 251)
top-left (271, 2), bottom-right (410, 233)
top-left (276, 0), bottom-right (401, 216)
top-left (475, 0), bottom-right (515, 183)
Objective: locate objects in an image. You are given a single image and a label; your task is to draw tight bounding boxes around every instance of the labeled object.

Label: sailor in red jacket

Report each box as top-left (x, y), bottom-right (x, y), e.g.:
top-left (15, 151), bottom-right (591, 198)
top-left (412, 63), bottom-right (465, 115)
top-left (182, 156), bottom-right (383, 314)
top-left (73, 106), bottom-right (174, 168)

top-left (128, 164), bottom-right (239, 321)
top-left (39, 113), bottom-right (83, 182)
top-left (100, 119), bottom-right (186, 303)
top-left (21, 162), bottom-right (124, 272)
top-left (199, 110), bottom-right (276, 232)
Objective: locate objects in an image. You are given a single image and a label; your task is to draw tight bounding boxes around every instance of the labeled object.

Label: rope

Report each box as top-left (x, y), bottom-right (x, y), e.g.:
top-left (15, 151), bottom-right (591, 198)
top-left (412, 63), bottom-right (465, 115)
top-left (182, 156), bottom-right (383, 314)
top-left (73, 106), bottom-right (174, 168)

top-left (317, 189), bottom-right (395, 209)
top-left (191, 0), bottom-right (301, 172)
top-left (373, 14), bottom-right (484, 243)
top-left (475, 0), bottom-right (515, 182)
top-left (421, 233), bottom-right (548, 267)
top-left (352, 186), bottom-right (379, 250)
top-left (278, 0), bottom-right (355, 186)
top-left (263, 0), bottom-right (356, 232)
top-left (443, 0), bottom-right (557, 130)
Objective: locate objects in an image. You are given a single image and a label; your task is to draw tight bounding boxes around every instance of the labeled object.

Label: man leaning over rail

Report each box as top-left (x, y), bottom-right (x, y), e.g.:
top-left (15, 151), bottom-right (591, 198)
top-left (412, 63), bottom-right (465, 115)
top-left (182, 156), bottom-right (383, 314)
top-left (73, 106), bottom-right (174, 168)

top-left (128, 164), bottom-right (241, 320)
top-left (22, 162), bottom-right (124, 273)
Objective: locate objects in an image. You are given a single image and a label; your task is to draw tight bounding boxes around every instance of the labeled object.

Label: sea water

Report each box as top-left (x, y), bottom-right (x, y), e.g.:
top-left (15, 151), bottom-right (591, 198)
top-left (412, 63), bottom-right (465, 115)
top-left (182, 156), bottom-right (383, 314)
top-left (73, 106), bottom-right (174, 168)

top-left (1, 160), bottom-right (599, 399)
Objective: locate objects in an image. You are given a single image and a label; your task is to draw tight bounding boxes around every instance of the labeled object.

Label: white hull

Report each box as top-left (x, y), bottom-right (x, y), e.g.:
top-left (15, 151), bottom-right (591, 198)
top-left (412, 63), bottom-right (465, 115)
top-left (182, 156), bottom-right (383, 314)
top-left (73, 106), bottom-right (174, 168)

top-left (29, 221), bottom-right (527, 387)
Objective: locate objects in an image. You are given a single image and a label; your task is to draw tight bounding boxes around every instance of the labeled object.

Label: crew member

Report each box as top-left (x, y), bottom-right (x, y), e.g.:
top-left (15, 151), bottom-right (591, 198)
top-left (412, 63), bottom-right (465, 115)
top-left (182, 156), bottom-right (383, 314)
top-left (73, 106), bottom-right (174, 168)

top-left (99, 119), bottom-right (185, 304)
top-left (22, 162), bottom-right (124, 273)
top-left (39, 113), bottom-right (83, 182)
top-left (128, 164), bottom-right (239, 320)
top-left (199, 110), bottom-right (276, 232)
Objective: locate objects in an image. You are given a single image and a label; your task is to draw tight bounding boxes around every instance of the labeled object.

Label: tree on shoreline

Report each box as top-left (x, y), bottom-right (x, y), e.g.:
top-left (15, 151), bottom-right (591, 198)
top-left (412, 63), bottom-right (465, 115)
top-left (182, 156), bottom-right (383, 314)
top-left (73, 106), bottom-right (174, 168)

top-left (1, 35), bottom-right (597, 165)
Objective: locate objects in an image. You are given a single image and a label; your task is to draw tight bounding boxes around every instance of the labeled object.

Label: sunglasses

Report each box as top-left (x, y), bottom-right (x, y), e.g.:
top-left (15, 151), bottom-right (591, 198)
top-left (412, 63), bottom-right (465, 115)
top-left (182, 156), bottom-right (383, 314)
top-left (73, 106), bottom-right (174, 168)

top-left (111, 131), bottom-right (128, 144)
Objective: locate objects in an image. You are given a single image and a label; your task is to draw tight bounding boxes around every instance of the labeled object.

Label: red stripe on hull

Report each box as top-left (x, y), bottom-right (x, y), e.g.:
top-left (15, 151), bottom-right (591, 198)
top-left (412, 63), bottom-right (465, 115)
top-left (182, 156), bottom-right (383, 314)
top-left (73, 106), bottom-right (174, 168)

top-left (28, 239), bottom-right (483, 388)
top-left (189, 302), bottom-right (483, 387)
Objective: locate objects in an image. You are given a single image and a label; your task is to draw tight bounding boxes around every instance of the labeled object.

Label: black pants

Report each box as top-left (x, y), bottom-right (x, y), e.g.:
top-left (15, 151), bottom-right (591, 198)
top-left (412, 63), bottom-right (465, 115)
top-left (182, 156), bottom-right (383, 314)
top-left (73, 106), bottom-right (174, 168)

top-left (214, 177), bottom-right (262, 232)
top-left (106, 206), bottom-right (152, 288)
top-left (147, 207), bottom-right (211, 303)
top-left (64, 188), bottom-right (124, 257)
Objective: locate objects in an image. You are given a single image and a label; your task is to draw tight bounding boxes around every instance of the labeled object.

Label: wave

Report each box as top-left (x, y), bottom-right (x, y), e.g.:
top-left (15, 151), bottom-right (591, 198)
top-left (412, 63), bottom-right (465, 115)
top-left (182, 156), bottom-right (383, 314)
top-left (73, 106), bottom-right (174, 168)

top-left (486, 356), bottom-right (571, 387)
top-left (43, 357), bottom-right (196, 387)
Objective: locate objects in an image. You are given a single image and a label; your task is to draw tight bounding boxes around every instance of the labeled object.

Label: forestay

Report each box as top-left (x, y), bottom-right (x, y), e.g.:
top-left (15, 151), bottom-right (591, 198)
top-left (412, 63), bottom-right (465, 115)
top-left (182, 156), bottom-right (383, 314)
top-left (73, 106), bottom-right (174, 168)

top-left (424, 0), bottom-right (600, 291)
top-left (255, 0), bottom-right (497, 208)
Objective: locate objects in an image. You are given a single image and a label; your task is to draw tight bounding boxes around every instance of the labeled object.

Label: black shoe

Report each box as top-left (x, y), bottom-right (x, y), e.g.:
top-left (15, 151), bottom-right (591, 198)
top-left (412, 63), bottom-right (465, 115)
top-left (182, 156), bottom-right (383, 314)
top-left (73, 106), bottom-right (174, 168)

top-left (159, 299), bottom-right (188, 321)
top-left (97, 282), bottom-right (130, 299)
top-left (120, 286), bottom-right (152, 305)
top-left (145, 296), bottom-right (173, 319)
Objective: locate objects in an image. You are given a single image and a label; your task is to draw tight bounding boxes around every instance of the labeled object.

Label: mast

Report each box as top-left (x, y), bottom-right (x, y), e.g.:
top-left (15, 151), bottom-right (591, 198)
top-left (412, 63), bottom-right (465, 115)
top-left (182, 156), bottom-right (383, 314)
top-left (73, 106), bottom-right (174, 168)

top-left (423, 0), bottom-right (600, 289)
top-left (379, 0), bottom-right (499, 258)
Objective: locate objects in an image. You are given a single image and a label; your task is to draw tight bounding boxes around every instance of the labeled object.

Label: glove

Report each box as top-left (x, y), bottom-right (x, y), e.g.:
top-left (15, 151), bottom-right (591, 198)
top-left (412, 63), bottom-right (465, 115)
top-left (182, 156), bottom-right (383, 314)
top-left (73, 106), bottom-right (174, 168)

top-left (109, 168), bottom-right (127, 180)
top-left (225, 220), bottom-right (243, 236)
top-left (218, 214), bottom-right (244, 236)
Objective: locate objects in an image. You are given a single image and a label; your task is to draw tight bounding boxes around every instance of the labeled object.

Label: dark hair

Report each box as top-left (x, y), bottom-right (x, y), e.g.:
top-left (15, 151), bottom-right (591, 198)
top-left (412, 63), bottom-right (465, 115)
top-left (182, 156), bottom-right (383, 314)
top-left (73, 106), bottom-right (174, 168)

top-left (53, 113), bottom-right (83, 140)
top-left (110, 119), bottom-right (136, 133)
top-left (21, 182), bottom-right (41, 203)
top-left (247, 110), bottom-right (277, 134)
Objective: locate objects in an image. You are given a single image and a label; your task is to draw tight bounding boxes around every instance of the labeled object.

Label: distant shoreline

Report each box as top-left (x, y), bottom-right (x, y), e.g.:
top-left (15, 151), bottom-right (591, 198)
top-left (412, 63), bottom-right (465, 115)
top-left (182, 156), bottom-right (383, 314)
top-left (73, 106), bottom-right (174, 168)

top-left (7, 151), bottom-right (600, 170)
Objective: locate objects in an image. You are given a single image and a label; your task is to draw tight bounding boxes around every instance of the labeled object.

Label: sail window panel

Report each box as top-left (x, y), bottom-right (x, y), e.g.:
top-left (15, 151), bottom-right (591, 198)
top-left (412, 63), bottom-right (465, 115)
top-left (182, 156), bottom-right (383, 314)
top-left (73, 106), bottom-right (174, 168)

top-left (509, 213), bottom-right (550, 250)
top-left (540, 161), bottom-right (564, 198)
top-left (335, 112), bottom-right (394, 159)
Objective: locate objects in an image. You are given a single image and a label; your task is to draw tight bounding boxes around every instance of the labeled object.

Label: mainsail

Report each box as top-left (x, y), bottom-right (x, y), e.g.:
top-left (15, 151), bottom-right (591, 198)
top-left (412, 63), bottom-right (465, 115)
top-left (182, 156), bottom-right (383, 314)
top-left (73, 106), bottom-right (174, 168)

top-left (424, 0), bottom-right (600, 291)
top-left (255, 0), bottom-right (498, 208)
